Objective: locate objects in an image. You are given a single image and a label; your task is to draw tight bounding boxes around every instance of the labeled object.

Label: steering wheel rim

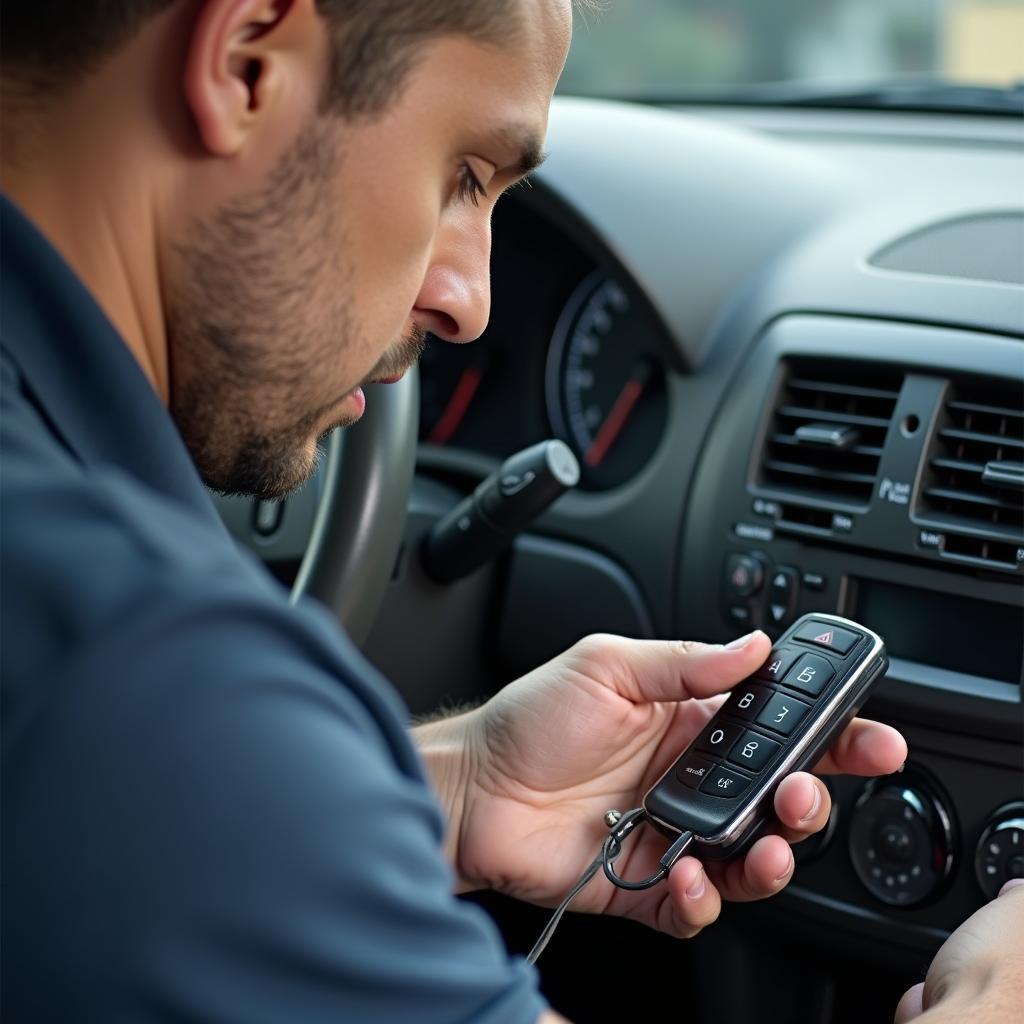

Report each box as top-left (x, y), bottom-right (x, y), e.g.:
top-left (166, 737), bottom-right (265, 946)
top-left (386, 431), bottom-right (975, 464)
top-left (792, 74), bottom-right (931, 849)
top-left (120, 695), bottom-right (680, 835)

top-left (291, 369), bottom-right (419, 646)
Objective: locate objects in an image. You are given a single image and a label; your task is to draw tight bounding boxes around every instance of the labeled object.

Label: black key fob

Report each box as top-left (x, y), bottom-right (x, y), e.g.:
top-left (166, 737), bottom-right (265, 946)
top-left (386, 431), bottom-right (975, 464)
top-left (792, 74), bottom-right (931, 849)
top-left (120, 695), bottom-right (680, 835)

top-left (644, 613), bottom-right (888, 861)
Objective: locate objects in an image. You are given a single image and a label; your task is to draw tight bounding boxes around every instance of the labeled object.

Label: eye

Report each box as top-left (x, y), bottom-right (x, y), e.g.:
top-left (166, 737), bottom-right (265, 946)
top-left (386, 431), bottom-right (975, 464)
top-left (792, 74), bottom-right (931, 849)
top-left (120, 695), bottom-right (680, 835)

top-left (454, 162), bottom-right (488, 207)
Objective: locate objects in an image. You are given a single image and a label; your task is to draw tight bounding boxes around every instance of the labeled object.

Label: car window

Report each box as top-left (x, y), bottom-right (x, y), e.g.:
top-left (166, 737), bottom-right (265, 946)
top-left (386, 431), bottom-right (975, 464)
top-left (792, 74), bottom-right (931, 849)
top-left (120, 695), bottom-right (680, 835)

top-left (560, 0), bottom-right (1024, 111)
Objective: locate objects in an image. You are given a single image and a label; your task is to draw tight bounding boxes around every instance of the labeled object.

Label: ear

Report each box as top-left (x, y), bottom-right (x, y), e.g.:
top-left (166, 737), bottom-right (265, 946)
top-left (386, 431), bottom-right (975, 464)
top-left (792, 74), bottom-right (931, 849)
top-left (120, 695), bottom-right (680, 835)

top-left (182, 0), bottom-right (321, 156)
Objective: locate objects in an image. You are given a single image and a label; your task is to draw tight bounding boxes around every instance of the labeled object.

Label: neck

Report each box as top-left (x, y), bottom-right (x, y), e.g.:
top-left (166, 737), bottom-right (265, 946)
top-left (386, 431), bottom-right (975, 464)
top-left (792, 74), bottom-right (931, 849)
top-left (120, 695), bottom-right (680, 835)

top-left (1, 88), bottom-right (171, 405)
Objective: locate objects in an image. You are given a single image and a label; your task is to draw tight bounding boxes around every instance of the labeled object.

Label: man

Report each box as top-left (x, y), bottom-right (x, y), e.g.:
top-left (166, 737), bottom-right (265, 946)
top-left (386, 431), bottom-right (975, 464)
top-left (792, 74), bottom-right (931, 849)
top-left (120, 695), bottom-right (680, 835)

top-left (0, 2), bottom-right (1014, 1021)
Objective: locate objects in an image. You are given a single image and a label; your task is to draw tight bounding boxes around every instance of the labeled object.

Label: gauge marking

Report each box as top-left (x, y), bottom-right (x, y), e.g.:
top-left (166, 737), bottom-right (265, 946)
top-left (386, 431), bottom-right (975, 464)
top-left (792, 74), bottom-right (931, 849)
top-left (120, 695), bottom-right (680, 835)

top-left (545, 269), bottom-right (668, 490)
top-left (428, 365), bottom-right (483, 445)
top-left (585, 362), bottom-right (652, 467)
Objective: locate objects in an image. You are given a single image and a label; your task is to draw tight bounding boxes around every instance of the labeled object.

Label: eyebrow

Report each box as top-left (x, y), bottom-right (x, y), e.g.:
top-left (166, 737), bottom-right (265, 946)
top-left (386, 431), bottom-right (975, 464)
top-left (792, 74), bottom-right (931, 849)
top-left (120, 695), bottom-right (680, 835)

top-left (488, 123), bottom-right (548, 177)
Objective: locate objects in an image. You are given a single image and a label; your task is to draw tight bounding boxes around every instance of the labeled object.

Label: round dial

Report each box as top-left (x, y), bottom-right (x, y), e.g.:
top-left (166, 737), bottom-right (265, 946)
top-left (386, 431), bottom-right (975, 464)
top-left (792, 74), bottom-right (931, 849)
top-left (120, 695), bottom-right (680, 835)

top-left (545, 271), bottom-right (668, 490)
top-left (975, 802), bottom-right (1024, 901)
top-left (849, 770), bottom-right (956, 907)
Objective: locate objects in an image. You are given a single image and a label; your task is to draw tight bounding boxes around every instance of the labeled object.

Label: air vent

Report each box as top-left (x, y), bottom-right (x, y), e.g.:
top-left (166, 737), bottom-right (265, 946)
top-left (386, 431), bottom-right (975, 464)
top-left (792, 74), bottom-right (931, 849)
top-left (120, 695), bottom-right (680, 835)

top-left (919, 379), bottom-right (1024, 541)
top-left (758, 361), bottom-right (902, 506)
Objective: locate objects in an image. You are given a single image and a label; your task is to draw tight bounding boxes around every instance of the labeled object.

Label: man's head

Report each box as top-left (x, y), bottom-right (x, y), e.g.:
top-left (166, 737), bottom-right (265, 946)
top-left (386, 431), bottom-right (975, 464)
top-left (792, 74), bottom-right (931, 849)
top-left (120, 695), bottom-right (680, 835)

top-left (1, 1), bottom-right (574, 497)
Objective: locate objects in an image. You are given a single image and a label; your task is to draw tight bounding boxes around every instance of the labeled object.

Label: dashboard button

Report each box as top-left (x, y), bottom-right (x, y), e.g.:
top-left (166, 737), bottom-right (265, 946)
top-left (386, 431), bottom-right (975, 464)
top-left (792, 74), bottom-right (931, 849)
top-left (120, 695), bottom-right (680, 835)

top-left (728, 605), bottom-right (752, 627)
top-left (756, 692), bottom-right (811, 736)
top-left (699, 766), bottom-right (751, 799)
top-left (793, 620), bottom-right (859, 655)
top-left (767, 566), bottom-right (799, 626)
top-left (725, 553), bottom-right (764, 598)
top-left (802, 571), bottom-right (827, 590)
top-left (782, 653), bottom-right (836, 697)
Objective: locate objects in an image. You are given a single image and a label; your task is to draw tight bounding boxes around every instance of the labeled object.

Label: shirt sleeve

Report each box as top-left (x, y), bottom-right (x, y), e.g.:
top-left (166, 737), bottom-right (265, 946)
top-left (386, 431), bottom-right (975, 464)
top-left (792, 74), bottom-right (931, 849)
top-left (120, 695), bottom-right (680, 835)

top-left (1, 398), bottom-right (549, 1023)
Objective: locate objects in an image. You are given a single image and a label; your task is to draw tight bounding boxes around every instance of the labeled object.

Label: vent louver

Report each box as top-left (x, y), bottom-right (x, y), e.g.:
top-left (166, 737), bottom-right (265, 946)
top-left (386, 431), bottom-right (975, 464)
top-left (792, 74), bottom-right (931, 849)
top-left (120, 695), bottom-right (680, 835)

top-left (758, 361), bottom-right (902, 506)
top-left (919, 379), bottom-right (1024, 541)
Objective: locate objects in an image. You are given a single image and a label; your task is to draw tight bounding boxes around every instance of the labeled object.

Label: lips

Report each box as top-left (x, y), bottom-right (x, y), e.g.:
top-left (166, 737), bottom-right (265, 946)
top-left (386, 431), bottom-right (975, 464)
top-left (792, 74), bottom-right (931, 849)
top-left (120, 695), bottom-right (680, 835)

top-left (370, 369), bottom-right (407, 385)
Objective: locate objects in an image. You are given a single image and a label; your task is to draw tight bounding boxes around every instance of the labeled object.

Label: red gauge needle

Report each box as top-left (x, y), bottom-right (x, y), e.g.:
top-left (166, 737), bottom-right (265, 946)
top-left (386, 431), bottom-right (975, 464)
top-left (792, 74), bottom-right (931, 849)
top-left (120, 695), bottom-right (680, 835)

top-left (584, 364), bottom-right (651, 468)
top-left (428, 364), bottom-right (484, 446)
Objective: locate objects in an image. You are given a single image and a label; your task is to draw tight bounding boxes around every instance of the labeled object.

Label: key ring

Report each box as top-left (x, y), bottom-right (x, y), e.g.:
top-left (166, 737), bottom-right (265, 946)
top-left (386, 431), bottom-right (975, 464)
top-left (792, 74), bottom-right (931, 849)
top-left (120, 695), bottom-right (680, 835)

top-left (601, 808), bottom-right (695, 890)
top-left (527, 807), bottom-right (695, 964)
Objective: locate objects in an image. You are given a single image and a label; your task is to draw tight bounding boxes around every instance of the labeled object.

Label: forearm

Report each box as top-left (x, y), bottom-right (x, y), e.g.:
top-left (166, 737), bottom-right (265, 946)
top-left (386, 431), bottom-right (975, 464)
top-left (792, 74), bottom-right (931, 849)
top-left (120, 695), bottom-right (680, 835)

top-left (409, 706), bottom-right (483, 895)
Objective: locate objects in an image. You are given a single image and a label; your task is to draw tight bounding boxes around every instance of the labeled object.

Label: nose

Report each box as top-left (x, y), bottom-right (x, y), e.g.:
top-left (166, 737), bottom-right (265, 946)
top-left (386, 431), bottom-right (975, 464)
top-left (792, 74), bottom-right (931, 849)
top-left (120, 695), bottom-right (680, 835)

top-left (412, 213), bottom-right (492, 343)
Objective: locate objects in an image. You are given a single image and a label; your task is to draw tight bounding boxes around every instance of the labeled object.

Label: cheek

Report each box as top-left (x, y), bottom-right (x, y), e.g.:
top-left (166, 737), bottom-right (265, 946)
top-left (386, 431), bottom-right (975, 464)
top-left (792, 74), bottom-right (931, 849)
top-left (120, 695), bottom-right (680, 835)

top-left (348, 179), bottom-right (439, 342)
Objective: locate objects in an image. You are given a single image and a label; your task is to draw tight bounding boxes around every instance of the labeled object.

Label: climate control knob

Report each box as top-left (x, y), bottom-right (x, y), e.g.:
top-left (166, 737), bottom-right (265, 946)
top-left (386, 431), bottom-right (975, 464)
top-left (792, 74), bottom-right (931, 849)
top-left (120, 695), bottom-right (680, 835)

top-left (849, 770), bottom-right (955, 907)
top-left (975, 802), bottom-right (1024, 901)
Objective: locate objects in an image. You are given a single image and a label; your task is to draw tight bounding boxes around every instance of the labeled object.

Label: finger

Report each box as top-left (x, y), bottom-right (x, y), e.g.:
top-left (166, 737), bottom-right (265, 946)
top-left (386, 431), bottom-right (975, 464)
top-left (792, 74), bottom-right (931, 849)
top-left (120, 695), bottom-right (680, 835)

top-left (705, 833), bottom-right (794, 903)
top-left (813, 718), bottom-right (907, 776)
top-left (660, 856), bottom-right (722, 939)
top-left (999, 878), bottom-right (1024, 897)
top-left (894, 982), bottom-right (925, 1023)
top-left (583, 630), bottom-right (773, 704)
top-left (773, 773), bottom-right (831, 842)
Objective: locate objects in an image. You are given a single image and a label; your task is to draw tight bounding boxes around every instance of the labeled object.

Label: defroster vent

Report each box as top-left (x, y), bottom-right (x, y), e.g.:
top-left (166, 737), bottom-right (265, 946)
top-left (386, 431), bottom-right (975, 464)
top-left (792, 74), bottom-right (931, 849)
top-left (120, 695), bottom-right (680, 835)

top-left (758, 361), bottom-right (902, 506)
top-left (919, 379), bottom-right (1024, 541)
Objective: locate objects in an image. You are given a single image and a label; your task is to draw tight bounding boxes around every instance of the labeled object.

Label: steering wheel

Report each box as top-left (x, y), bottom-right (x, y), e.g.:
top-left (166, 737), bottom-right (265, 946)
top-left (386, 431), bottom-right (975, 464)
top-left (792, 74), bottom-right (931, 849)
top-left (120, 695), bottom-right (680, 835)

top-left (291, 370), bottom-right (419, 645)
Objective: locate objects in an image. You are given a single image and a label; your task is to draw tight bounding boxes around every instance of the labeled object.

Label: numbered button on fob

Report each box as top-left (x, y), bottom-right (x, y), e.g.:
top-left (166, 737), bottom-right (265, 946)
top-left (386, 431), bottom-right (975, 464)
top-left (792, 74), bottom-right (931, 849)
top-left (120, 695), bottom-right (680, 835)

top-left (727, 730), bottom-right (781, 773)
top-left (699, 766), bottom-right (751, 799)
top-left (724, 683), bottom-right (771, 720)
top-left (675, 754), bottom-right (716, 789)
top-left (755, 648), bottom-right (799, 684)
top-left (694, 720), bottom-right (744, 756)
top-left (783, 653), bottom-right (835, 697)
top-left (755, 692), bottom-right (811, 736)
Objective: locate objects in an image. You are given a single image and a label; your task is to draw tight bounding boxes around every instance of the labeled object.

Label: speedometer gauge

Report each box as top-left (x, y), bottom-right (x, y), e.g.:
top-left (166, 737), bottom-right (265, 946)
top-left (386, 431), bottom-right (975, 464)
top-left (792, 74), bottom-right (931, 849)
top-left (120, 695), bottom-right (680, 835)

top-left (545, 271), bottom-right (668, 490)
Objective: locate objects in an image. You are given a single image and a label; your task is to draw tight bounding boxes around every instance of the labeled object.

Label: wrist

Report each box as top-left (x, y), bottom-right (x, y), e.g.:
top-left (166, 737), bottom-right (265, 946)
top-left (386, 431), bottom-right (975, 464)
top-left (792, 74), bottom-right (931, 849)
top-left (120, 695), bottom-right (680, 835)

top-left (410, 707), bottom-right (485, 894)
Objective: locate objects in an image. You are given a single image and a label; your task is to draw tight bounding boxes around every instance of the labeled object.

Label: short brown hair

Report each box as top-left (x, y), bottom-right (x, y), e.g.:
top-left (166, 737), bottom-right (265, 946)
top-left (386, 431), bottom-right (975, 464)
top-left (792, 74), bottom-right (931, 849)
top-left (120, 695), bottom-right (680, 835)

top-left (0, 1), bottom-right (531, 116)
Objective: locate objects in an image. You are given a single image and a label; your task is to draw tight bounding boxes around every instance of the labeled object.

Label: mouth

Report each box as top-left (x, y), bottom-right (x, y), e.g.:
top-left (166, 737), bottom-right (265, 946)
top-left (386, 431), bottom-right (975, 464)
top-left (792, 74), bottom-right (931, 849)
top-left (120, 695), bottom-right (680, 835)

top-left (369, 367), bottom-right (409, 385)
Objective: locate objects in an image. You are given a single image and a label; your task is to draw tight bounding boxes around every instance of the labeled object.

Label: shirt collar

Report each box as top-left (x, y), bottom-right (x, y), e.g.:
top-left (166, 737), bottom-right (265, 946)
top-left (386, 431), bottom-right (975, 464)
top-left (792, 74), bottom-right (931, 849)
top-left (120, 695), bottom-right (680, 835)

top-left (1, 194), bottom-right (223, 525)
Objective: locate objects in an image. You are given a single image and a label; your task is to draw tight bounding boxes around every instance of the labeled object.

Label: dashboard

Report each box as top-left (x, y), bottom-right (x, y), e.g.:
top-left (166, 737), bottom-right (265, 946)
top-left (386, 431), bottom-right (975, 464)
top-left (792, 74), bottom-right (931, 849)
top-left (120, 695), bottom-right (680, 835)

top-left (223, 97), bottom-right (1024, 1022)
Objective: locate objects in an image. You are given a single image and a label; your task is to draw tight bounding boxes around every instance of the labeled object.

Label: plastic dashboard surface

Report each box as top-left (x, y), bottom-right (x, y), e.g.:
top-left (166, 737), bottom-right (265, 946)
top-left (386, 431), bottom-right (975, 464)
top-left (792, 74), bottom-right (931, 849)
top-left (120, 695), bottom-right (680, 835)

top-left (391, 97), bottom-right (1023, 955)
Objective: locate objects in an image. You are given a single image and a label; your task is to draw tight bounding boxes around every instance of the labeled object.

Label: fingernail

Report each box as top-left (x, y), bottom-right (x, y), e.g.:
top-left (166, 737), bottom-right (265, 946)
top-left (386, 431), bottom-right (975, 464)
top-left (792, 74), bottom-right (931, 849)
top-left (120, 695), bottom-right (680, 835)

top-left (800, 785), bottom-right (822, 823)
top-left (686, 868), bottom-right (706, 901)
top-left (774, 851), bottom-right (794, 883)
top-left (999, 879), bottom-right (1024, 897)
top-left (726, 630), bottom-right (761, 650)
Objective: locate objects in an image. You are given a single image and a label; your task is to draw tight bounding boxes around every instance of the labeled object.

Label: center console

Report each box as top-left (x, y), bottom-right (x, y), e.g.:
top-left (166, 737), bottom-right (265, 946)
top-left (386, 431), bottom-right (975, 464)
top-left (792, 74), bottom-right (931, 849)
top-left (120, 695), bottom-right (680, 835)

top-left (677, 315), bottom-right (1024, 949)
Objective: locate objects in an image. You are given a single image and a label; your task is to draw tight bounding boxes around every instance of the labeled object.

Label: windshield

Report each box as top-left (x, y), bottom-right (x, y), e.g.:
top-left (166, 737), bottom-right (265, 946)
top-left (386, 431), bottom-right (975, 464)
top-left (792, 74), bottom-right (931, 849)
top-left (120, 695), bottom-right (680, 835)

top-left (560, 0), bottom-right (1024, 109)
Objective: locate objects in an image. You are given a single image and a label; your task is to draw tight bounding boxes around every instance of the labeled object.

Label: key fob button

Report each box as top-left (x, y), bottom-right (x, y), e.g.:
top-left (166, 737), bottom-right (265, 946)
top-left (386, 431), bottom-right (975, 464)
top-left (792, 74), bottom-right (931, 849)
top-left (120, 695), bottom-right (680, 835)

top-left (724, 683), bottom-right (772, 720)
top-left (755, 647), bottom-right (799, 683)
top-left (727, 730), bottom-right (782, 773)
top-left (699, 766), bottom-right (751, 799)
top-left (755, 692), bottom-right (811, 736)
top-left (694, 720), bottom-right (744, 755)
top-left (793, 621), bottom-right (860, 655)
top-left (675, 754), bottom-right (716, 789)
top-left (782, 653), bottom-right (835, 697)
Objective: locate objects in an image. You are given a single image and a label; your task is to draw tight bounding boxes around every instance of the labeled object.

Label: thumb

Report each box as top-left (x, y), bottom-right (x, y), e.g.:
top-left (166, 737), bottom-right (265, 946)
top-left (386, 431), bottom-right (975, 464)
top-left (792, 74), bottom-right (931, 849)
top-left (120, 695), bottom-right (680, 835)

top-left (578, 630), bottom-right (772, 704)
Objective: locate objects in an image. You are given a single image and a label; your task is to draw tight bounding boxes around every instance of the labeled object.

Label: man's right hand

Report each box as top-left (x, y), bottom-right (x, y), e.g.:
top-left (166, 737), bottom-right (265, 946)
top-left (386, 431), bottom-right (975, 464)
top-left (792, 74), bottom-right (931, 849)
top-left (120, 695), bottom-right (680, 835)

top-left (894, 879), bottom-right (1024, 1023)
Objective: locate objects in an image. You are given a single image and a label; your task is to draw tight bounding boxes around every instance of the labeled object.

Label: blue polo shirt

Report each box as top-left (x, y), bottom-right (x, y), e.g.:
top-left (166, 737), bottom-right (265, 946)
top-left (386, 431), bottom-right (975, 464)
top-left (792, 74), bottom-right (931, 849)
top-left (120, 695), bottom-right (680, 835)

top-left (0, 196), bottom-right (546, 1023)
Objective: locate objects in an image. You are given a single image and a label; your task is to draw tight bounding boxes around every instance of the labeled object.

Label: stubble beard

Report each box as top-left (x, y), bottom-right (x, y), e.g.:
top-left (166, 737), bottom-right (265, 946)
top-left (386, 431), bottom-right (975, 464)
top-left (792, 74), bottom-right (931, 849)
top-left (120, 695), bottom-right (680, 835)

top-left (166, 120), bottom-right (425, 501)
